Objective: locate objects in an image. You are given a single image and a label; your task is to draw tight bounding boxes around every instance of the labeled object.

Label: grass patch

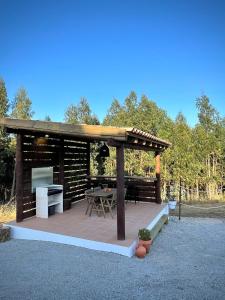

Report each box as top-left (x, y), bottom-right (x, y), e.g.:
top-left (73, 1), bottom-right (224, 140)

top-left (170, 202), bottom-right (225, 218)
top-left (0, 204), bottom-right (16, 224)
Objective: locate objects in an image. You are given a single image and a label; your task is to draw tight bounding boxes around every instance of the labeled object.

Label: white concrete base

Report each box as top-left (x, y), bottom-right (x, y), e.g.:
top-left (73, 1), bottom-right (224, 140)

top-left (8, 204), bottom-right (169, 257)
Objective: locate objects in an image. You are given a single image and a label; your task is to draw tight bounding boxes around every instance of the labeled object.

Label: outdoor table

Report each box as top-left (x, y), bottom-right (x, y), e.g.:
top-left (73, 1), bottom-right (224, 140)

top-left (88, 190), bottom-right (114, 217)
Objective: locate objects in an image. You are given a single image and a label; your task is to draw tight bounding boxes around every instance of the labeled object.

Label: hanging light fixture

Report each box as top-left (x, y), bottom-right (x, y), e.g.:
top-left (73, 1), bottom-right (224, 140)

top-left (34, 136), bottom-right (48, 146)
top-left (99, 142), bottom-right (110, 157)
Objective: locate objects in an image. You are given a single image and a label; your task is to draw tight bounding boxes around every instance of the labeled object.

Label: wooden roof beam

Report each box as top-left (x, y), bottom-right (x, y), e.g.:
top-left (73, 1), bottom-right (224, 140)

top-left (107, 139), bottom-right (164, 152)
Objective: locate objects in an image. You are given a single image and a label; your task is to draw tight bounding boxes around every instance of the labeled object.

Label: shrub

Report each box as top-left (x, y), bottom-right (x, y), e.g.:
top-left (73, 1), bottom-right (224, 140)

top-left (138, 228), bottom-right (151, 241)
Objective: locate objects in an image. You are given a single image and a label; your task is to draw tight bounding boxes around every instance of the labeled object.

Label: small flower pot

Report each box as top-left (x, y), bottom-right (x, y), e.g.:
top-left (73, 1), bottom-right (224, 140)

top-left (135, 245), bottom-right (146, 258)
top-left (169, 200), bottom-right (177, 210)
top-left (139, 239), bottom-right (152, 253)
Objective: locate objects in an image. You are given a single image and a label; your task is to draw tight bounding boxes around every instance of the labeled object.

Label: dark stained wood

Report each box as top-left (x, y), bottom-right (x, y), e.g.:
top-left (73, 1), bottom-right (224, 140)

top-left (59, 138), bottom-right (64, 188)
top-left (68, 183), bottom-right (87, 191)
top-left (64, 190), bottom-right (86, 199)
top-left (86, 142), bottom-right (91, 189)
top-left (23, 209), bottom-right (36, 219)
top-left (108, 139), bottom-right (164, 152)
top-left (14, 131), bottom-right (89, 220)
top-left (22, 152), bottom-right (58, 159)
top-left (70, 194), bottom-right (86, 202)
top-left (23, 202), bottom-right (36, 211)
top-left (116, 144), bottom-right (125, 240)
top-left (11, 121), bottom-right (167, 226)
top-left (155, 151), bottom-right (161, 204)
top-left (16, 134), bottom-right (24, 222)
top-left (22, 144), bottom-right (60, 152)
top-left (90, 176), bottom-right (158, 203)
top-left (64, 169), bottom-right (88, 176)
top-left (2, 118), bottom-right (128, 141)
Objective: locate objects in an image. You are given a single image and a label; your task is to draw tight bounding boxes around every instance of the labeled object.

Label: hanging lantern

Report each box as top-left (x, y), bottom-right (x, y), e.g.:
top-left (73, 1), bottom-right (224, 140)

top-left (34, 136), bottom-right (48, 146)
top-left (99, 143), bottom-right (110, 157)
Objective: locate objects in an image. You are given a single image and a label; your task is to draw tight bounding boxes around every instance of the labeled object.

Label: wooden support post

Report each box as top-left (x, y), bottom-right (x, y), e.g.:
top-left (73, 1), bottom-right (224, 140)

top-left (16, 133), bottom-right (24, 222)
top-left (155, 151), bottom-right (161, 204)
top-left (59, 138), bottom-right (64, 187)
top-left (86, 142), bottom-right (91, 189)
top-left (116, 143), bottom-right (125, 240)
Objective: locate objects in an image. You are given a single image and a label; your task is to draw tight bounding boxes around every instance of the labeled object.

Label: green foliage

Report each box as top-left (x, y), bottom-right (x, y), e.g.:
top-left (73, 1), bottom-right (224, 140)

top-left (0, 77), bottom-right (224, 202)
top-left (0, 142), bottom-right (14, 188)
top-left (44, 115), bottom-right (51, 121)
top-left (103, 91), bottom-right (225, 201)
top-left (196, 94), bottom-right (220, 133)
top-left (65, 97), bottom-right (99, 125)
top-left (138, 228), bottom-right (151, 241)
top-left (0, 79), bottom-right (35, 202)
top-left (104, 92), bottom-right (172, 177)
top-left (11, 88), bottom-right (34, 119)
top-left (0, 79), bottom-right (9, 118)
top-left (0, 79), bottom-right (14, 201)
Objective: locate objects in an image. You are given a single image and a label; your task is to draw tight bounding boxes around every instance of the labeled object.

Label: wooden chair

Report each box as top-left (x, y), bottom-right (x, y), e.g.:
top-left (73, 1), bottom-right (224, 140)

top-left (89, 186), bottom-right (107, 217)
top-left (85, 186), bottom-right (102, 215)
top-left (89, 196), bottom-right (106, 217)
top-left (103, 188), bottom-right (127, 218)
top-left (103, 191), bottom-right (116, 218)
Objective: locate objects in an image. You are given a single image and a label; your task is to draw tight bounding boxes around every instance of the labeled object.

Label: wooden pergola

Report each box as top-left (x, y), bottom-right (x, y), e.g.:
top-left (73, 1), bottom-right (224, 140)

top-left (0, 118), bottom-right (171, 240)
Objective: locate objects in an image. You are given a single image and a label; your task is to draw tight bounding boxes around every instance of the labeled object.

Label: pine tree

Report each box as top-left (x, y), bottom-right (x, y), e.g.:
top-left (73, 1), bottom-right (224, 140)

top-left (65, 98), bottom-right (99, 125)
top-left (0, 78), bottom-right (9, 118)
top-left (0, 79), bottom-right (14, 202)
top-left (11, 88), bottom-right (34, 120)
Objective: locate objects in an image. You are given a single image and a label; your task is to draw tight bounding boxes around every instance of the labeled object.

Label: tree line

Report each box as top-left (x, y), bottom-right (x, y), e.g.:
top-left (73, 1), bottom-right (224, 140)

top-left (0, 78), bottom-right (224, 202)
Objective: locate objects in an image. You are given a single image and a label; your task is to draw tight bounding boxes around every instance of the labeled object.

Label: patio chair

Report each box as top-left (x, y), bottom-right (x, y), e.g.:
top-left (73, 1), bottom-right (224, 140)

top-left (89, 197), bottom-right (106, 218)
top-left (103, 188), bottom-right (127, 218)
top-left (103, 191), bottom-right (117, 218)
top-left (85, 186), bottom-right (102, 214)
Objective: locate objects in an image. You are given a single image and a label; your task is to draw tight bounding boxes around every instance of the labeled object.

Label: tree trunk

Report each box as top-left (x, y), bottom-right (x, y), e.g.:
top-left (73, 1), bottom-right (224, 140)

top-left (196, 180), bottom-right (199, 201)
top-left (10, 162), bottom-right (16, 201)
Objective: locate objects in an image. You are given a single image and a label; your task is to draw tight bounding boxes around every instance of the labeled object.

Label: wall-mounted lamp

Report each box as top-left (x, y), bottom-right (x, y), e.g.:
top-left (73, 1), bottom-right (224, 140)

top-left (99, 143), bottom-right (110, 157)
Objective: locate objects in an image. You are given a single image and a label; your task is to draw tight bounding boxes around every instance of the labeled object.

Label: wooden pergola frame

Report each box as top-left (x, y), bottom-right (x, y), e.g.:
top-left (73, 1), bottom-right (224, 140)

top-left (0, 118), bottom-right (171, 240)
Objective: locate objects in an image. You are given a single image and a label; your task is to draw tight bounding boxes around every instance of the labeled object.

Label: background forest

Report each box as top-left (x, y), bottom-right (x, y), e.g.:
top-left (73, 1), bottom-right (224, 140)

top-left (0, 78), bottom-right (224, 203)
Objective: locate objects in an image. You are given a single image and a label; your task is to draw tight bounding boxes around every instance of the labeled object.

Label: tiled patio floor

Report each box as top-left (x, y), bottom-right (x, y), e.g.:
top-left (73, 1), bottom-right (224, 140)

top-left (10, 200), bottom-right (167, 246)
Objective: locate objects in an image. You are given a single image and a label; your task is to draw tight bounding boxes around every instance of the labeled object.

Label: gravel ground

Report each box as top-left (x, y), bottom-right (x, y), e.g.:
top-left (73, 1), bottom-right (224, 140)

top-left (1, 217), bottom-right (225, 300)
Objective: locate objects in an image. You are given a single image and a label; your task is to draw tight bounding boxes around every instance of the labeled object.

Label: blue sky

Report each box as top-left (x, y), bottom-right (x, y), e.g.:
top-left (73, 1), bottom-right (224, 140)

top-left (1, 0), bottom-right (225, 126)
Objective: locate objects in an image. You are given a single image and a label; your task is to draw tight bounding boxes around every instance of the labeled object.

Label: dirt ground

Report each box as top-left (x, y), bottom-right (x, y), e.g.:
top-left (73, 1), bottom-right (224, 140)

top-left (170, 202), bottom-right (225, 218)
top-left (1, 217), bottom-right (225, 300)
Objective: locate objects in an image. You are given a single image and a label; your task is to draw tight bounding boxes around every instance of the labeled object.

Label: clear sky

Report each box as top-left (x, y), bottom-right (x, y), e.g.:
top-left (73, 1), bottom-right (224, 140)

top-left (1, 0), bottom-right (225, 126)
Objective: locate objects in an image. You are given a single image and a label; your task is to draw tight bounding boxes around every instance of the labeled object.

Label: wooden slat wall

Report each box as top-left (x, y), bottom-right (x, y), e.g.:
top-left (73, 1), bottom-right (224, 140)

top-left (90, 176), bottom-right (158, 203)
top-left (19, 134), bottom-right (89, 221)
top-left (63, 139), bottom-right (89, 202)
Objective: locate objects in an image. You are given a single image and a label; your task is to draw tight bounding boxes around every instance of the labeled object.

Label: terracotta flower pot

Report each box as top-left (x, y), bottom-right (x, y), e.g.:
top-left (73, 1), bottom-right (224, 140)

top-left (139, 239), bottom-right (152, 253)
top-left (135, 245), bottom-right (146, 258)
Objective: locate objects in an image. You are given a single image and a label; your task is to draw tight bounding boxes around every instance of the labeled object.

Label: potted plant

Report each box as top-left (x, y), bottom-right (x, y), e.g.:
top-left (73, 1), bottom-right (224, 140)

top-left (168, 194), bottom-right (177, 210)
top-left (138, 228), bottom-right (152, 253)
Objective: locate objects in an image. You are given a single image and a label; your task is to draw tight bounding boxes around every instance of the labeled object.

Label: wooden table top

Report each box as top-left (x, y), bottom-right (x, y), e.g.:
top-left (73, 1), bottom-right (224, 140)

top-left (88, 190), bottom-right (114, 198)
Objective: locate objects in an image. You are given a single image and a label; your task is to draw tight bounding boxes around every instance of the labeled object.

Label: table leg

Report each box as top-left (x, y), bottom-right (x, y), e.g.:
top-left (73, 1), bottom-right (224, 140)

top-left (106, 197), bottom-right (114, 218)
top-left (99, 197), bottom-right (106, 218)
